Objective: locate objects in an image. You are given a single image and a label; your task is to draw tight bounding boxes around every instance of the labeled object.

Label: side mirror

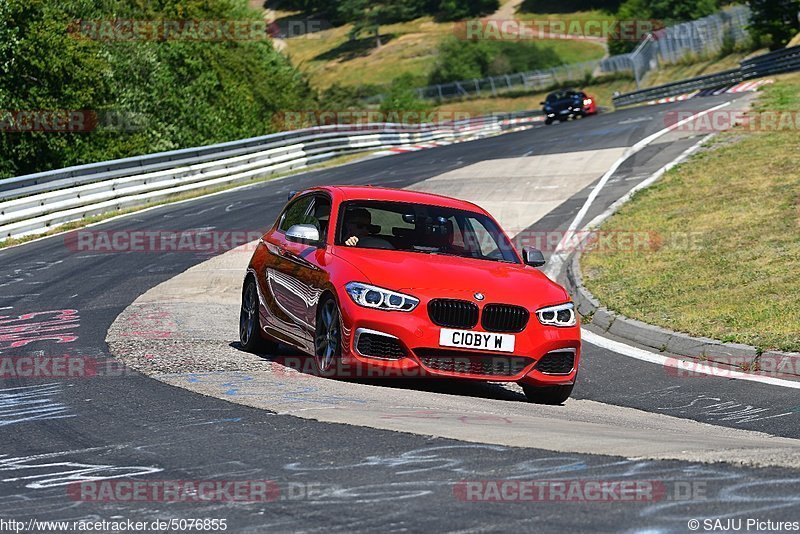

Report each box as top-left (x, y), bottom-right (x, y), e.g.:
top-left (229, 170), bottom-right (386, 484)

top-left (285, 224), bottom-right (321, 246)
top-left (522, 247), bottom-right (546, 267)
top-left (287, 190), bottom-right (299, 201)
top-left (539, 101), bottom-right (546, 105)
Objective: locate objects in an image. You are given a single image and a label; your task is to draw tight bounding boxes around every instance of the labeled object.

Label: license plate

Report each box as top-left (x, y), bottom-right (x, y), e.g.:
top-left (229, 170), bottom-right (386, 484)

top-left (439, 328), bottom-right (515, 353)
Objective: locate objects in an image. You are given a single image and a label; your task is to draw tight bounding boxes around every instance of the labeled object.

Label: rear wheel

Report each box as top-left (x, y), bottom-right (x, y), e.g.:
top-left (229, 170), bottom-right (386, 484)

top-left (239, 277), bottom-right (277, 354)
top-left (314, 296), bottom-right (341, 374)
top-left (520, 383), bottom-right (574, 405)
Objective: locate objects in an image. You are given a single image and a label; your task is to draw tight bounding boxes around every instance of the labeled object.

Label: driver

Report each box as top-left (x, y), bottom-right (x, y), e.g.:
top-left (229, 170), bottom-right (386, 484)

top-left (343, 208), bottom-right (393, 249)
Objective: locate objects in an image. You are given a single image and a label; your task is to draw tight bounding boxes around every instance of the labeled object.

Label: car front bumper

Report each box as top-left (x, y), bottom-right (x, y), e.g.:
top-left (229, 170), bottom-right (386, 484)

top-left (334, 292), bottom-right (581, 386)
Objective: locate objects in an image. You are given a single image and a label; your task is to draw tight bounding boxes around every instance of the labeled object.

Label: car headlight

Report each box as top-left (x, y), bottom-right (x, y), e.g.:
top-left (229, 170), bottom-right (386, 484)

top-left (536, 302), bottom-right (576, 327)
top-left (345, 282), bottom-right (419, 312)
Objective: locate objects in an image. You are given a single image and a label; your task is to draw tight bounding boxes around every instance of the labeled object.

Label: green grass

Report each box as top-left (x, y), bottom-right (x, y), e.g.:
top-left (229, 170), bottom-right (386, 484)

top-left (581, 72), bottom-right (800, 352)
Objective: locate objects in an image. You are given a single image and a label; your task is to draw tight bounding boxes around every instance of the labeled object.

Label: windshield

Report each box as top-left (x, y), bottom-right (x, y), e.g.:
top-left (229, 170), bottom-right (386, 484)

top-left (336, 200), bottom-right (520, 263)
top-left (547, 91), bottom-right (572, 102)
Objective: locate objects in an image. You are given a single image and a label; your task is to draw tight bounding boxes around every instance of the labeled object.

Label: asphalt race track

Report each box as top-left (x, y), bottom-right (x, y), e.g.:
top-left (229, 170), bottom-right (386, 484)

top-left (2, 94), bottom-right (799, 533)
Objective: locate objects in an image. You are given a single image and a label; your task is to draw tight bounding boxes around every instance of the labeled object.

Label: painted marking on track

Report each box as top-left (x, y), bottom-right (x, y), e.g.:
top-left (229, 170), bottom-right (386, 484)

top-left (0, 448), bottom-right (162, 489)
top-left (582, 329), bottom-right (800, 390)
top-left (0, 309), bottom-right (80, 352)
top-left (0, 384), bottom-right (75, 426)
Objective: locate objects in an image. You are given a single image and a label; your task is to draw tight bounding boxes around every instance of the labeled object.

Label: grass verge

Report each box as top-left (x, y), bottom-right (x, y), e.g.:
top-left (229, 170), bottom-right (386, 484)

top-left (580, 72), bottom-right (800, 352)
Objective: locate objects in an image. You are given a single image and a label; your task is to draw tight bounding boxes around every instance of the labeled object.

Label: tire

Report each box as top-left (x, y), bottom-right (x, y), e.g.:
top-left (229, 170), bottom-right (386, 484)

top-left (314, 295), bottom-right (341, 374)
top-left (239, 277), bottom-right (278, 354)
top-left (520, 383), bottom-right (574, 405)
top-left (544, 117), bottom-right (554, 125)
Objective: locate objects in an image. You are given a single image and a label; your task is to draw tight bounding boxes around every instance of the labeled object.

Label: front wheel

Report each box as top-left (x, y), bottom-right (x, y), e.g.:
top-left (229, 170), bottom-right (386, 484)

top-left (520, 383), bottom-right (574, 405)
top-left (239, 277), bottom-right (277, 354)
top-left (314, 296), bottom-right (341, 374)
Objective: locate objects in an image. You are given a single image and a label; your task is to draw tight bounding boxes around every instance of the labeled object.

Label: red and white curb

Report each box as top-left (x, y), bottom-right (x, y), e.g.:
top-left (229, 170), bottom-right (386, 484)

top-left (373, 117), bottom-right (543, 157)
top-left (648, 91), bottom-right (700, 105)
top-left (646, 79), bottom-right (774, 106)
top-left (375, 140), bottom-right (454, 155)
top-left (726, 79), bottom-right (774, 93)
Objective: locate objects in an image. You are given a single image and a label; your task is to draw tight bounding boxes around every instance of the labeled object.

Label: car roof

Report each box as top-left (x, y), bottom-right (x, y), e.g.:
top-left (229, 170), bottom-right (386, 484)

top-left (549, 89), bottom-right (579, 97)
top-left (304, 185), bottom-right (487, 213)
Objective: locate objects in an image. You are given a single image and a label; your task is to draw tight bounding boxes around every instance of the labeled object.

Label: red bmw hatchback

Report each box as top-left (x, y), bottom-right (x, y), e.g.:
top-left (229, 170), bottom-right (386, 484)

top-left (240, 186), bottom-right (580, 404)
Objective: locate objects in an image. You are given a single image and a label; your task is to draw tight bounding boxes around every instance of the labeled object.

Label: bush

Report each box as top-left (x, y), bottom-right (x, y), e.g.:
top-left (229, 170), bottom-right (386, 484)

top-left (429, 36), bottom-right (562, 84)
top-left (379, 73), bottom-right (430, 116)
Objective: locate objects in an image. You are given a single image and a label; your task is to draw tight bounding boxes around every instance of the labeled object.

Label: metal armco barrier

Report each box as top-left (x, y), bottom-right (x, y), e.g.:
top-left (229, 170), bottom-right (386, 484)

top-left (612, 45), bottom-right (800, 107)
top-left (0, 112), bottom-right (542, 241)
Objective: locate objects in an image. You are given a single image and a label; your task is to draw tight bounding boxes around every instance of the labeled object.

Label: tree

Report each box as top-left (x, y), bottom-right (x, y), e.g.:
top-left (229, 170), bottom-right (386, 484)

top-left (337, 0), bottom-right (422, 47)
top-left (0, 0), bottom-right (314, 178)
top-left (607, 0), bottom-right (721, 55)
top-left (749, 0), bottom-right (800, 50)
top-left (437, 0), bottom-right (499, 21)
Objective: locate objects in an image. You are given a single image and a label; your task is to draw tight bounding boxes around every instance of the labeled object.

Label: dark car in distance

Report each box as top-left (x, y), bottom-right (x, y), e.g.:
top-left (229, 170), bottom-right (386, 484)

top-left (542, 90), bottom-right (597, 124)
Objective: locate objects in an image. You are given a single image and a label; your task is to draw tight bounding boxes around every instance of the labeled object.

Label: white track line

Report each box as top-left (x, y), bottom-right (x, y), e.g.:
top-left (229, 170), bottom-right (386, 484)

top-left (583, 329), bottom-right (800, 389)
top-left (545, 100), bottom-right (732, 278)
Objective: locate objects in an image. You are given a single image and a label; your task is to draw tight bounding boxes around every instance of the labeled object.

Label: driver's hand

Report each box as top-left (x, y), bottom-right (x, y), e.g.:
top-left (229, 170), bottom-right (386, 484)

top-left (345, 236), bottom-right (359, 246)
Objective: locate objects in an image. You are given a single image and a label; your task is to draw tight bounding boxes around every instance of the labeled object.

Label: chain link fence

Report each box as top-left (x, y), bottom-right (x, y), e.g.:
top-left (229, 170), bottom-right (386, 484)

top-left (601, 5), bottom-right (752, 88)
top-left (414, 5), bottom-right (752, 100)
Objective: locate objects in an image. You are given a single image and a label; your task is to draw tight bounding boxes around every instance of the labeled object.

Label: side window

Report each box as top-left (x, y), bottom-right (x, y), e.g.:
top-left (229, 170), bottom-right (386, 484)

top-left (448, 216), bottom-right (466, 248)
top-left (310, 195), bottom-right (332, 241)
top-left (278, 196), bottom-right (314, 232)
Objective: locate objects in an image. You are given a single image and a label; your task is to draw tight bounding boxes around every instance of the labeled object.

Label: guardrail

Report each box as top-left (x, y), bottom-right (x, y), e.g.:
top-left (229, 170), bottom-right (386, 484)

top-left (0, 111), bottom-right (542, 241)
top-left (612, 44), bottom-right (800, 107)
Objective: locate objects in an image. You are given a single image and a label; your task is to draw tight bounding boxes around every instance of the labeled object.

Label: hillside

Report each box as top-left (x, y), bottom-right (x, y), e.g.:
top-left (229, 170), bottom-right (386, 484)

top-left (273, 1), bottom-right (611, 89)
